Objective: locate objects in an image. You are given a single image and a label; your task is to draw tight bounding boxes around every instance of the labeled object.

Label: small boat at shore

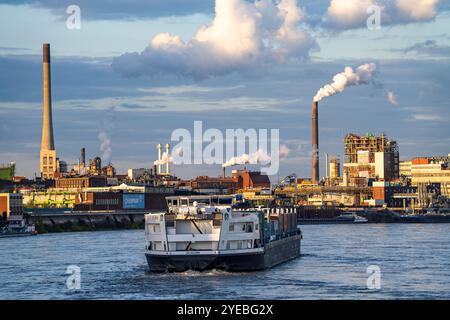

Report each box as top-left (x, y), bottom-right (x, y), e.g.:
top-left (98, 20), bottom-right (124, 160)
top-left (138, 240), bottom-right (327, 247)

top-left (144, 195), bottom-right (302, 272)
top-left (0, 220), bottom-right (37, 238)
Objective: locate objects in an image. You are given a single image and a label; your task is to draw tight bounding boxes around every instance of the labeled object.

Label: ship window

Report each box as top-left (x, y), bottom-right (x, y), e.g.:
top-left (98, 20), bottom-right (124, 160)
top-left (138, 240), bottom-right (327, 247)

top-left (246, 224), bottom-right (253, 233)
top-left (229, 224), bottom-right (234, 232)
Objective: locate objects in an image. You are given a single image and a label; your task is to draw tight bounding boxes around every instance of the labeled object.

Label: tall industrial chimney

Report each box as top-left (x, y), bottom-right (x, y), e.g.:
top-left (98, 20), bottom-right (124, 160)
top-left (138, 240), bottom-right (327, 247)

top-left (156, 144), bottom-right (162, 175)
top-left (39, 43), bottom-right (57, 179)
top-left (165, 143), bottom-right (170, 175)
top-left (80, 147), bottom-right (86, 167)
top-left (312, 100), bottom-right (319, 184)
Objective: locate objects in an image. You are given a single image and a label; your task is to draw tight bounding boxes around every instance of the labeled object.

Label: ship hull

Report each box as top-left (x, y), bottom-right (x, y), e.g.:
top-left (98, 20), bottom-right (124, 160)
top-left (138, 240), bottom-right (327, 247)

top-left (146, 234), bottom-right (301, 272)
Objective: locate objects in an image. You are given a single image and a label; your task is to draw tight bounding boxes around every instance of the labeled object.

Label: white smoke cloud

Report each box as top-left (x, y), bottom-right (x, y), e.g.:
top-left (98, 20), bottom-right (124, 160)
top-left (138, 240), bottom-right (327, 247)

top-left (98, 132), bottom-right (112, 164)
top-left (325, 0), bottom-right (440, 29)
top-left (222, 149), bottom-right (271, 168)
top-left (387, 90), bottom-right (398, 105)
top-left (313, 63), bottom-right (377, 102)
top-left (112, 0), bottom-right (317, 79)
top-left (154, 151), bottom-right (173, 166)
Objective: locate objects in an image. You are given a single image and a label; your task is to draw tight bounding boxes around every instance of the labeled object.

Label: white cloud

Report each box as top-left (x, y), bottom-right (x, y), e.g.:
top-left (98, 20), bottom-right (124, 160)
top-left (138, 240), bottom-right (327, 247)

top-left (412, 114), bottom-right (442, 121)
top-left (395, 0), bottom-right (439, 20)
top-left (326, 0), bottom-right (375, 29)
top-left (325, 0), bottom-right (440, 29)
top-left (112, 0), bottom-right (317, 79)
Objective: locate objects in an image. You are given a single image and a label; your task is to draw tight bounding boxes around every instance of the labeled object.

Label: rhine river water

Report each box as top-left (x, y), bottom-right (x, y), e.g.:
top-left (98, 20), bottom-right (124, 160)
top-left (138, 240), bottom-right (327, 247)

top-left (1, 224), bottom-right (449, 299)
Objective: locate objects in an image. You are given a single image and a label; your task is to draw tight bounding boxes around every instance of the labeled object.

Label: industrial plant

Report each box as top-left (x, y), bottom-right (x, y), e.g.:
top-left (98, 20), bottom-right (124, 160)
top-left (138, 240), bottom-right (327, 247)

top-left (1, 43), bottom-right (450, 233)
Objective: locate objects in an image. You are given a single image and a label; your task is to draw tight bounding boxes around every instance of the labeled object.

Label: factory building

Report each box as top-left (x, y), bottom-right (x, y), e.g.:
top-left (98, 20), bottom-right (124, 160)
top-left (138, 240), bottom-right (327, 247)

top-left (371, 181), bottom-right (441, 209)
top-left (0, 193), bottom-right (23, 222)
top-left (343, 133), bottom-right (399, 185)
top-left (178, 170), bottom-right (271, 195)
top-left (407, 155), bottom-right (450, 196)
top-left (128, 168), bottom-right (153, 181)
top-left (55, 176), bottom-right (107, 189)
top-left (180, 176), bottom-right (240, 194)
top-left (329, 156), bottom-right (341, 179)
top-left (232, 170), bottom-right (271, 189)
top-left (74, 189), bottom-right (173, 211)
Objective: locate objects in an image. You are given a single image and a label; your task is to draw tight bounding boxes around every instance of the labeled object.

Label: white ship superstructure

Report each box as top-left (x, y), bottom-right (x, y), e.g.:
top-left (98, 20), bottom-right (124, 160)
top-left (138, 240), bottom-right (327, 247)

top-left (145, 196), bottom-right (301, 272)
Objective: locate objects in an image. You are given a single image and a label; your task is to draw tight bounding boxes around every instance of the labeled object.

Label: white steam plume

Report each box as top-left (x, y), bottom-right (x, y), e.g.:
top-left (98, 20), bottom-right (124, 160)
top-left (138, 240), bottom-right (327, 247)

top-left (154, 152), bottom-right (173, 166)
top-left (279, 144), bottom-right (291, 160)
top-left (313, 63), bottom-right (377, 102)
top-left (98, 132), bottom-right (112, 164)
top-left (222, 149), bottom-right (271, 168)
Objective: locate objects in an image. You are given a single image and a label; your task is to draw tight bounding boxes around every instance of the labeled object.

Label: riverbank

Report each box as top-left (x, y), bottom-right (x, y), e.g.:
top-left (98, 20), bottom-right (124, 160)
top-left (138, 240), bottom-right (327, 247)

top-left (26, 210), bottom-right (146, 233)
top-left (24, 208), bottom-right (450, 234)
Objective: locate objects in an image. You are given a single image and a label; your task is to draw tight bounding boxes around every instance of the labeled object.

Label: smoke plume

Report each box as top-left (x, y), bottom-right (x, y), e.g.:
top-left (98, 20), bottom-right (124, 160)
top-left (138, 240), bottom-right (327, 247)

top-left (279, 144), bottom-right (291, 160)
top-left (222, 149), bottom-right (271, 168)
top-left (313, 63), bottom-right (377, 102)
top-left (98, 132), bottom-right (112, 164)
top-left (154, 152), bottom-right (173, 166)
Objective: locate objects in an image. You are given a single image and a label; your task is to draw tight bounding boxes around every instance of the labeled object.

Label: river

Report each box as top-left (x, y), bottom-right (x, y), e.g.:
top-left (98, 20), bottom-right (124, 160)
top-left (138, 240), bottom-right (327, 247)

top-left (1, 224), bottom-right (449, 299)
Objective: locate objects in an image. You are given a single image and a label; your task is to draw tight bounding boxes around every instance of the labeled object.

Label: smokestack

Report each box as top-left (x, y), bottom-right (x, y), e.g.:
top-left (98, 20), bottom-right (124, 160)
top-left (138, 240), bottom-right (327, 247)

top-left (222, 167), bottom-right (226, 179)
top-left (156, 144), bottom-right (162, 175)
top-left (41, 44), bottom-right (54, 150)
top-left (165, 143), bottom-right (170, 175)
top-left (312, 101), bottom-right (319, 184)
top-left (39, 43), bottom-right (57, 179)
top-left (80, 147), bottom-right (86, 167)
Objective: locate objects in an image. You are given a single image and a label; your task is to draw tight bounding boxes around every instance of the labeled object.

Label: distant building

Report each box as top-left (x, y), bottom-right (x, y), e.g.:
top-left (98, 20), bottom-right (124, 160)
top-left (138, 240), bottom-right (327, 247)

top-left (343, 133), bottom-right (399, 185)
top-left (182, 176), bottom-right (240, 194)
top-left (128, 168), bottom-right (153, 181)
top-left (400, 155), bottom-right (450, 195)
top-left (55, 176), bottom-right (107, 189)
top-left (329, 156), bottom-right (341, 179)
top-left (0, 193), bottom-right (23, 222)
top-left (372, 181), bottom-right (441, 208)
top-left (233, 170), bottom-right (271, 189)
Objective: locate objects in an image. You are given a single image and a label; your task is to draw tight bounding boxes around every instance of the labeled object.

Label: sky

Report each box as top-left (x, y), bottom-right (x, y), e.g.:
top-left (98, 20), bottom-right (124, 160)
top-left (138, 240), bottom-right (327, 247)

top-left (0, 0), bottom-right (449, 180)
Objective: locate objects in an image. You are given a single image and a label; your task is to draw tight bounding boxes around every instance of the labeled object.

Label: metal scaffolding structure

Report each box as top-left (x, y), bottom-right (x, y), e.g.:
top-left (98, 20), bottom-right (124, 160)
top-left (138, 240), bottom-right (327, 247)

top-left (344, 133), bottom-right (398, 164)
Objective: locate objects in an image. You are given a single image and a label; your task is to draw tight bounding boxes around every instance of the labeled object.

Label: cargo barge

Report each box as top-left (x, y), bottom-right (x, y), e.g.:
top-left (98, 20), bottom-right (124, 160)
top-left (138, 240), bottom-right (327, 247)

top-left (145, 196), bottom-right (301, 272)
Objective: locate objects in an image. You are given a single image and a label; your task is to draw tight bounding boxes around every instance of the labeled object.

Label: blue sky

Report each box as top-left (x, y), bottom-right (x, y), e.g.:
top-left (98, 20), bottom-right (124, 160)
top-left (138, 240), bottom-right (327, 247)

top-left (0, 0), bottom-right (449, 179)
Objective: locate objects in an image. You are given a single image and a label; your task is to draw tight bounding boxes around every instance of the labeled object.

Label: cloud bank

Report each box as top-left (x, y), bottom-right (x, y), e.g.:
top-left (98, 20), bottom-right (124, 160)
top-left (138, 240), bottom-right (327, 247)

top-left (325, 0), bottom-right (440, 29)
top-left (112, 0), bottom-right (317, 79)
